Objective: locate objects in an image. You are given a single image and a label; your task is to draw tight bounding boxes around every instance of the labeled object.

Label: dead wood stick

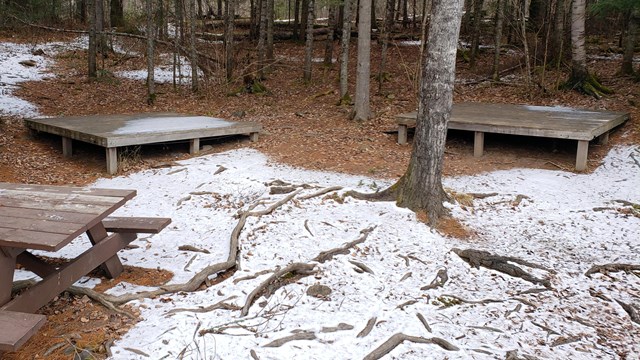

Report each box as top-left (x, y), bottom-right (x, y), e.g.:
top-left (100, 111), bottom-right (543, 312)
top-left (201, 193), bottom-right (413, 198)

top-left (233, 269), bottom-right (274, 284)
top-left (250, 349), bottom-right (260, 360)
top-left (407, 254), bottom-right (427, 265)
top-left (363, 333), bottom-right (459, 359)
top-left (262, 332), bottom-right (316, 347)
top-left (467, 192), bottom-right (499, 199)
top-left (304, 219), bottom-right (314, 237)
top-left (615, 299), bottom-right (640, 324)
top-left (438, 294), bottom-right (504, 305)
top-left (246, 189), bottom-right (302, 217)
top-left (416, 313), bottom-right (432, 333)
top-left (241, 262), bottom-right (317, 316)
top-left (585, 263), bottom-right (640, 277)
top-left (452, 248), bottom-right (552, 288)
top-left (357, 317), bottom-right (377, 338)
top-left (183, 254), bottom-right (197, 271)
top-left (398, 255), bottom-right (410, 266)
top-left (531, 321), bottom-right (560, 335)
top-left (313, 226), bottom-right (376, 263)
top-left (179, 245), bottom-right (210, 254)
top-left (421, 268), bottom-right (448, 290)
top-left (299, 186), bottom-right (344, 200)
top-left (399, 272), bottom-right (412, 281)
top-left (165, 296), bottom-right (239, 316)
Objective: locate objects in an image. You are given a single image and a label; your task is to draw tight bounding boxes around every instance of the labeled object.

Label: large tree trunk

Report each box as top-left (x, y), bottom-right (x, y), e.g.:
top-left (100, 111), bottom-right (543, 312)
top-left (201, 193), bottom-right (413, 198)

top-left (300, 0), bottom-right (309, 42)
top-left (379, 0), bottom-right (395, 91)
top-left (373, 0), bottom-right (463, 225)
top-left (77, 0), bottom-right (87, 23)
top-left (96, 0), bottom-right (105, 55)
top-left (570, 0), bottom-right (588, 82)
top-left (225, 0), bottom-right (236, 81)
top-left (303, 0), bottom-right (315, 82)
top-left (88, 0), bottom-right (97, 78)
top-left (267, 0), bottom-right (274, 61)
top-left (258, 0), bottom-right (267, 79)
top-left (352, 0), bottom-right (372, 121)
top-left (339, 0), bottom-right (353, 102)
top-left (621, 9), bottom-right (639, 75)
top-left (492, 0), bottom-right (505, 81)
top-left (293, 0), bottom-right (301, 39)
top-left (324, 5), bottom-right (337, 66)
top-left (146, 0), bottom-right (156, 104)
top-left (551, 0), bottom-right (565, 67)
top-left (519, 0), bottom-right (531, 87)
top-left (469, 0), bottom-right (484, 68)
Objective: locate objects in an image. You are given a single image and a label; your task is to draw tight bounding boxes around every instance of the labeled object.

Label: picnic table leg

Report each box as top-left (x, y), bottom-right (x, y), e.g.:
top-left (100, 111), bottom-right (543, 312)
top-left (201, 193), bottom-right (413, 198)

top-left (2, 232), bottom-right (136, 313)
top-left (17, 252), bottom-right (57, 278)
top-left (189, 138), bottom-right (200, 154)
top-left (398, 125), bottom-right (408, 145)
top-left (87, 224), bottom-right (125, 278)
top-left (62, 137), bottom-right (72, 157)
top-left (474, 131), bottom-right (484, 157)
top-left (576, 140), bottom-right (589, 171)
top-left (106, 147), bottom-right (118, 175)
top-left (0, 250), bottom-right (17, 305)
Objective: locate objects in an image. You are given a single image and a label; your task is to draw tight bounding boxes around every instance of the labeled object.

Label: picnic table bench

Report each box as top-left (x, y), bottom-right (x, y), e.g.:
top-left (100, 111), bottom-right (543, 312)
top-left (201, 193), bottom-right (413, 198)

top-left (395, 103), bottom-right (629, 171)
top-left (0, 182), bottom-right (171, 352)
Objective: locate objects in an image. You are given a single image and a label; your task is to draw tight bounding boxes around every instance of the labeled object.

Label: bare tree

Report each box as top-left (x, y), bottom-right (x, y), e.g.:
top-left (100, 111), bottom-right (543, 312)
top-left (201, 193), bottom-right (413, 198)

top-left (551, 0), bottom-right (565, 68)
top-left (352, 0), bottom-right (464, 225)
top-left (189, 0), bottom-right (199, 91)
top-left (146, 0), bottom-right (156, 104)
top-left (303, 0), bottom-right (315, 82)
top-left (267, 0), bottom-right (275, 62)
top-left (378, 0), bottom-right (395, 91)
top-left (621, 9), bottom-right (639, 75)
top-left (88, 0), bottom-right (97, 78)
top-left (469, 0), bottom-right (484, 68)
top-left (352, 0), bottom-right (372, 120)
top-left (225, 0), bottom-right (236, 81)
top-left (324, 4), bottom-right (337, 66)
top-left (492, 0), bottom-right (505, 81)
top-left (339, 0), bottom-right (353, 103)
top-left (258, 0), bottom-right (267, 79)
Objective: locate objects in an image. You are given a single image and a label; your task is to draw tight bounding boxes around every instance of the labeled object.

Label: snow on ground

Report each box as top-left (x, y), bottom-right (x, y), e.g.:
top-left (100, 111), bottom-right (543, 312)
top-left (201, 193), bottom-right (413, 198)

top-left (19, 146), bottom-right (638, 360)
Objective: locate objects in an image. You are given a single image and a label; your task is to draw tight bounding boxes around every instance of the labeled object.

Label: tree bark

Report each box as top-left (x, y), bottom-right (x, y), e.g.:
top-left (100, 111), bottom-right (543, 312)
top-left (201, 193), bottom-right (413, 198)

top-left (146, 0), bottom-right (156, 104)
top-left (88, 0), bottom-right (97, 78)
top-left (267, 0), bottom-right (274, 61)
top-left (110, 0), bottom-right (124, 27)
top-left (258, 0), bottom-right (267, 79)
top-left (189, 0), bottom-right (199, 91)
top-left (492, 0), bottom-right (505, 81)
top-left (339, 0), bottom-right (353, 102)
top-left (551, 0), bottom-right (565, 67)
top-left (379, 0), bottom-right (395, 91)
top-left (303, 0), bottom-right (315, 82)
top-left (570, 0), bottom-right (588, 82)
top-left (395, 0), bottom-right (463, 224)
top-left (353, 0), bottom-right (372, 121)
top-left (621, 9), bottom-right (639, 75)
top-left (294, 0), bottom-right (301, 39)
top-left (225, 0), bottom-right (236, 81)
top-left (324, 5), bottom-right (337, 66)
top-left (469, 0), bottom-right (484, 68)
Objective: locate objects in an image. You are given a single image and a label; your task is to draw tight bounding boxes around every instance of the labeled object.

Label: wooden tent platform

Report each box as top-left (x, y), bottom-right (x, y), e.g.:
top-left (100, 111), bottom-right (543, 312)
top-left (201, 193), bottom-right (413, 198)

top-left (395, 103), bottom-right (629, 171)
top-left (25, 113), bottom-right (262, 174)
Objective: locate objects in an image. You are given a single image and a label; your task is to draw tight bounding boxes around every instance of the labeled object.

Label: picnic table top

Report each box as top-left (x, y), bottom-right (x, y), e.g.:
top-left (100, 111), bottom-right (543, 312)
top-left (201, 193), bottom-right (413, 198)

top-left (0, 182), bottom-right (136, 251)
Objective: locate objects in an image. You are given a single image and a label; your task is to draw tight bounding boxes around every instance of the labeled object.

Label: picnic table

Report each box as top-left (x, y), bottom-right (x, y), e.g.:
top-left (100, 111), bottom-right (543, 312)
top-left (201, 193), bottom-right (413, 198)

top-left (0, 182), bottom-right (171, 352)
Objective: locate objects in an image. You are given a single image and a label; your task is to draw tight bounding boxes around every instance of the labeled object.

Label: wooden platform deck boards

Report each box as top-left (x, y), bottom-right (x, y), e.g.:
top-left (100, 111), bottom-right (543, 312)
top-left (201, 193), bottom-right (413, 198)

top-left (25, 113), bottom-right (262, 174)
top-left (395, 103), bottom-right (630, 171)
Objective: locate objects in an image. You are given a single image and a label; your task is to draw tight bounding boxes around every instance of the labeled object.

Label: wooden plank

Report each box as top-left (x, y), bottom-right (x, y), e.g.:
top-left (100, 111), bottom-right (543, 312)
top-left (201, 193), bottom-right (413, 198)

top-left (0, 207), bottom-right (96, 224)
top-left (0, 182), bottom-right (136, 198)
top-left (102, 217), bottom-right (172, 234)
top-left (0, 198), bottom-right (111, 215)
top-left (0, 215), bottom-right (86, 236)
top-left (17, 252), bottom-right (58, 278)
top-left (86, 223), bottom-right (124, 278)
top-left (0, 189), bottom-right (127, 207)
top-left (2, 232), bottom-right (137, 313)
top-left (0, 250), bottom-right (17, 305)
top-left (0, 227), bottom-right (71, 251)
top-left (0, 310), bottom-right (46, 352)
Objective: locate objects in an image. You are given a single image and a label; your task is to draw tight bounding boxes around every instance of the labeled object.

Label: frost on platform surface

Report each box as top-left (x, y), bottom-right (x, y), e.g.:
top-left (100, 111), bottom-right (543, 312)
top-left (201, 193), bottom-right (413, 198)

top-left (30, 146), bottom-right (637, 359)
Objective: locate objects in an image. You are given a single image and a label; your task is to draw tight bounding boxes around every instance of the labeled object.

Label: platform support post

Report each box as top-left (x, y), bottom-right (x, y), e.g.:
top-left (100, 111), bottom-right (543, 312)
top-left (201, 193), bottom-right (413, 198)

top-left (106, 147), bottom-right (118, 175)
top-left (249, 132), bottom-right (259, 142)
top-left (62, 137), bottom-right (72, 157)
top-left (189, 138), bottom-right (200, 154)
top-left (576, 140), bottom-right (589, 171)
top-left (597, 132), bottom-right (609, 145)
top-left (474, 131), bottom-right (484, 157)
top-left (397, 125), bottom-right (408, 145)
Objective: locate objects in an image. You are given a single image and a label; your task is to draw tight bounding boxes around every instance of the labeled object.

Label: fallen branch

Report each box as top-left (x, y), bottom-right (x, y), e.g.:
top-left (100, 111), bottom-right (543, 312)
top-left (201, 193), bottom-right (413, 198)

top-left (452, 248), bottom-right (553, 288)
top-left (233, 269), bottom-right (274, 284)
top-left (363, 333), bottom-right (459, 360)
top-left (615, 299), bottom-right (640, 324)
top-left (312, 226), bottom-right (376, 263)
top-left (178, 245), bottom-right (210, 254)
top-left (241, 262), bottom-right (317, 316)
top-left (585, 263), bottom-right (640, 277)
top-left (349, 260), bottom-right (374, 274)
top-left (299, 186), bottom-right (344, 200)
top-left (263, 332), bottom-right (316, 347)
top-left (416, 313), bottom-right (432, 333)
top-left (165, 296), bottom-right (240, 316)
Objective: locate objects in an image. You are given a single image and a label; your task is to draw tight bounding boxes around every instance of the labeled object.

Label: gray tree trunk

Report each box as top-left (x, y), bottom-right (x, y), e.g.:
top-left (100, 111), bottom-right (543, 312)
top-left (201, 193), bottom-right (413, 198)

top-left (570, 0), bottom-right (588, 81)
top-left (492, 0), bottom-right (505, 81)
top-left (258, 0), bottom-right (267, 79)
top-left (225, 0), bottom-right (236, 81)
top-left (146, 0), bottom-right (156, 104)
top-left (621, 9), bottom-right (639, 75)
top-left (267, 0), bottom-right (275, 62)
top-left (303, 0), bottom-right (315, 82)
top-left (396, 0), bottom-right (464, 224)
top-left (552, 0), bottom-right (564, 67)
top-left (519, 0), bottom-right (531, 87)
top-left (339, 0), bottom-right (353, 101)
top-left (324, 5), bottom-right (337, 66)
top-left (190, 0), bottom-right (199, 91)
top-left (353, 0), bottom-right (372, 121)
top-left (469, 0), bottom-right (484, 68)
top-left (88, 0), bottom-right (97, 78)
top-left (378, 0), bottom-right (395, 91)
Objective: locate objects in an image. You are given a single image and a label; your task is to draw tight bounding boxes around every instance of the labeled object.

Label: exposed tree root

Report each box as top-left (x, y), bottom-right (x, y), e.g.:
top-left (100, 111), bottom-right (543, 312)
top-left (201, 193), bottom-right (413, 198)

top-left (312, 226), bottom-right (377, 263)
top-left (562, 73), bottom-right (613, 99)
top-left (585, 263), bottom-right (640, 277)
top-left (357, 317), bottom-right (377, 338)
top-left (421, 268), bottom-right (448, 290)
top-left (262, 331), bottom-right (316, 347)
top-left (363, 333), bottom-right (459, 360)
top-left (416, 313), bottom-right (432, 332)
top-left (615, 299), bottom-right (640, 324)
top-left (345, 186), bottom-right (398, 202)
top-left (165, 296), bottom-right (240, 316)
top-left (452, 248), bottom-right (553, 288)
top-left (241, 262), bottom-right (317, 316)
